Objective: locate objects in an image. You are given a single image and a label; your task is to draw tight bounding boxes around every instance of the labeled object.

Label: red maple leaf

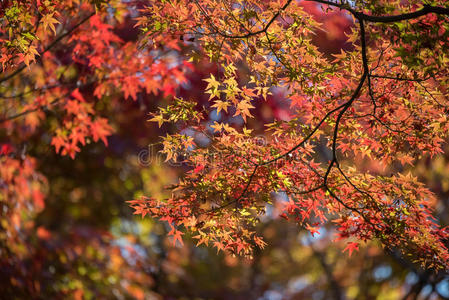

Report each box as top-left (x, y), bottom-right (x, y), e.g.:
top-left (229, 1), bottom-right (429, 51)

top-left (343, 242), bottom-right (359, 257)
top-left (71, 88), bottom-right (85, 102)
top-left (90, 118), bottom-right (113, 145)
top-left (51, 136), bottom-right (66, 154)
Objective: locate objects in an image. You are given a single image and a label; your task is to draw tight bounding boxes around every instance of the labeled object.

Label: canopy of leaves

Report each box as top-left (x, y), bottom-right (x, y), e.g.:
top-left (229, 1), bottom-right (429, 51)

top-left (129, 0), bottom-right (449, 270)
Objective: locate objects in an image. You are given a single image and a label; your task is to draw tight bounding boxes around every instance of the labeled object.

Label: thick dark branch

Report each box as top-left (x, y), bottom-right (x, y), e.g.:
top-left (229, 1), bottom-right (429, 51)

top-left (309, 1), bottom-right (449, 23)
top-left (320, 19), bottom-right (384, 225)
top-left (198, 0), bottom-right (449, 41)
top-left (323, 71), bottom-right (367, 181)
top-left (355, 5), bottom-right (449, 23)
top-left (324, 17), bottom-right (368, 180)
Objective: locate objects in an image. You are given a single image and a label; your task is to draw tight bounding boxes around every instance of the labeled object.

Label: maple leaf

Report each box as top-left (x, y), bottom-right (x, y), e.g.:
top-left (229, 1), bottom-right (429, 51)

top-left (398, 154), bottom-right (414, 166)
top-left (306, 224), bottom-right (320, 237)
top-left (204, 74), bottom-right (221, 99)
top-left (51, 136), bottom-right (66, 154)
top-left (234, 100), bottom-right (255, 122)
top-left (122, 76), bottom-right (139, 100)
top-left (254, 236), bottom-right (267, 249)
top-left (193, 234), bottom-right (209, 246)
top-left (213, 241), bottom-right (225, 253)
top-left (41, 12), bottom-right (60, 35)
top-left (242, 87), bottom-right (257, 98)
top-left (65, 100), bottom-right (82, 115)
top-left (289, 94), bottom-right (306, 107)
top-left (193, 164), bottom-right (205, 173)
top-left (236, 241), bottom-right (245, 254)
top-left (19, 49), bottom-right (39, 68)
top-left (211, 100), bottom-right (230, 115)
top-left (0, 144), bottom-right (13, 156)
top-left (343, 242), bottom-right (359, 257)
top-left (61, 142), bottom-right (81, 159)
top-left (203, 74), bottom-right (220, 91)
top-left (169, 228), bottom-right (184, 246)
top-left (148, 114), bottom-right (165, 127)
top-left (71, 89), bottom-right (85, 102)
top-left (90, 118), bottom-right (113, 145)
top-left (337, 142), bottom-right (351, 154)
top-left (70, 127), bottom-right (87, 146)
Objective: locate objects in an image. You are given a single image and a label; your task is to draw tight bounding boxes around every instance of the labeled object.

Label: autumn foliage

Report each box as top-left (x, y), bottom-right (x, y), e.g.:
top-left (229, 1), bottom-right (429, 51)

top-left (129, 0), bottom-right (449, 269)
top-left (1, 0), bottom-right (449, 297)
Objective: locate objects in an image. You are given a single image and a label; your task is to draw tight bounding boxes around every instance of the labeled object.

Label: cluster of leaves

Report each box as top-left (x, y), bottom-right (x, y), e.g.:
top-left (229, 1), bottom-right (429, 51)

top-left (0, 0), bottom-right (193, 297)
top-left (129, 0), bottom-right (449, 269)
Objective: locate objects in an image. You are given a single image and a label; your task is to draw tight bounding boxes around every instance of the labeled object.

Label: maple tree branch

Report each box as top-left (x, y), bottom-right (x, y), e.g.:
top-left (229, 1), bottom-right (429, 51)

top-left (206, 179), bottom-right (326, 215)
top-left (323, 70), bottom-right (367, 181)
top-left (319, 17), bottom-right (435, 236)
top-left (264, 31), bottom-right (298, 77)
top-left (417, 81), bottom-right (449, 108)
top-left (194, 0), bottom-right (294, 39)
top-left (155, 1), bottom-right (449, 261)
top-left (308, 1), bottom-right (449, 22)
top-left (320, 19), bottom-right (388, 225)
top-left (200, 2), bottom-right (445, 234)
top-left (369, 74), bottom-right (430, 82)
top-left (205, 16), bottom-right (373, 218)
top-left (263, 15), bottom-right (371, 170)
top-left (355, 4), bottom-right (449, 23)
top-left (203, 158), bottom-right (327, 215)
top-left (334, 162), bottom-right (385, 215)
top-left (0, 11), bottom-right (95, 85)
top-left (207, 18), bottom-right (380, 222)
top-left (323, 184), bottom-right (367, 214)
top-left (0, 92), bottom-right (69, 123)
top-left (364, 75), bottom-right (409, 134)
top-left (290, 154), bottom-right (366, 214)
top-left (289, 184), bottom-right (326, 196)
top-left (0, 72), bottom-right (144, 123)
top-left (204, 165), bottom-right (259, 213)
top-left (259, 102), bottom-right (348, 166)
top-left (195, 0), bottom-right (449, 42)
top-left (324, 16), bottom-right (369, 181)
top-left (0, 82), bottom-right (74, 100)
top-left (220, 0), bottom-right (253, 35)
top-left (0, 65), bottom-right (73, 100)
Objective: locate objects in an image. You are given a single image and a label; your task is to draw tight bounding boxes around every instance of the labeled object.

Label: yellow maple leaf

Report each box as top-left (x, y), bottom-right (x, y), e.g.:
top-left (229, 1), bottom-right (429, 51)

top-left (203, 74), bottom-right (220, 91)
top-left (211, 100), bottom-right (230, 115)
top-left (234, 100), bottom-right (255, 122)
top-left (41, 13), bottom-right (60, 35)
top-left (148, 114), bottom-right (165, 127)
top-left (210, 122), bottom-right (223, 132)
